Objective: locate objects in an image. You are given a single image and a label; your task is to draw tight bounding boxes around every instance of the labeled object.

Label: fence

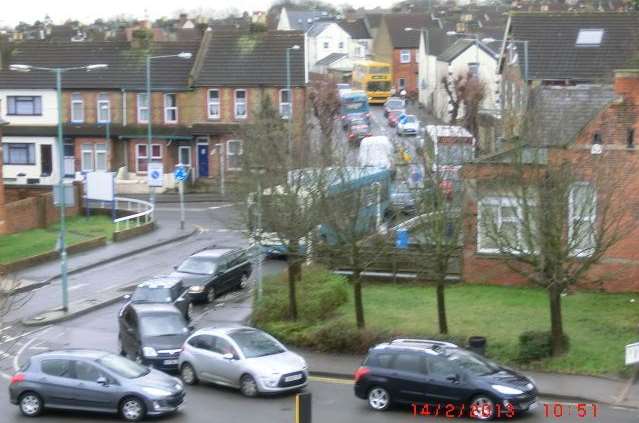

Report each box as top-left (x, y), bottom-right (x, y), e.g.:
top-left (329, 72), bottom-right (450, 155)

top-left (85, 197), bottom-right (154, 232)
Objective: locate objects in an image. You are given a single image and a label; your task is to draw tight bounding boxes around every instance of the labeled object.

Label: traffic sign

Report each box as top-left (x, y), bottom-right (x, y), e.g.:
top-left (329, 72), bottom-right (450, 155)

top-left (148, 162), bottom-right (164, 187)
top-left (174, 166), bottom-right (188, 182)
top-left (396, 228), bottom-right (409, 249)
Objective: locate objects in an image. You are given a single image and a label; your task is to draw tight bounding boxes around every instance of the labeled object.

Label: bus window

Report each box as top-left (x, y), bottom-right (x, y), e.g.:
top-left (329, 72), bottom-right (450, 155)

top-left (367, 81), bottom-right (391, 92)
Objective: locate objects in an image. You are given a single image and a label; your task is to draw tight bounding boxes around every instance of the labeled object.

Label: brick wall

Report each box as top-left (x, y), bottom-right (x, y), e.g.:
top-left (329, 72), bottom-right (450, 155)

top-left (392, 48), bottom-right (418, 94)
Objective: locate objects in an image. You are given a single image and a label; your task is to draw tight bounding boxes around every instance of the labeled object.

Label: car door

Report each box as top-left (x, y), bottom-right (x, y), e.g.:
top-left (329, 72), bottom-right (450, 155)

top-left (385, 351), bottom-right (430, 404)
top-left (216, 257), bottom-right (236, 293)
top-left (69, 360), bottom-right (119, 412)
top-left (197, 335), bottom-right (241, 387)
top-left (37, 359), bottom-right (77, 409)
top-left (172, 282), bottom-right (189, 318)
top-left (120, 309), bottom-right (140, 358)
top-left (424, 354), bottom-right (468, 405)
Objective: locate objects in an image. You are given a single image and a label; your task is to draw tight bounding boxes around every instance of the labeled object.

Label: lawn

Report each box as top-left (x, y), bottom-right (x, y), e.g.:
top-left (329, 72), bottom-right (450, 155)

top-left (0, 215), bottom-right (115, 264)
top-left (256, 270), bottom-right (639, 377)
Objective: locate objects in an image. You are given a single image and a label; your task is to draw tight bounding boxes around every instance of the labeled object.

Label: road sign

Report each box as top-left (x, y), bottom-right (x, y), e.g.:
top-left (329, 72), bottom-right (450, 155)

top-left (626, 342), bottom-right (639, 365)
top-left (148, 162), bottom-right (164, 187)
top-left (174, 165), bottom-right (188, 182)
top-left (399, 114), bottom-right (408, 124)
top-left (396, 228), bottom-right (409, 249)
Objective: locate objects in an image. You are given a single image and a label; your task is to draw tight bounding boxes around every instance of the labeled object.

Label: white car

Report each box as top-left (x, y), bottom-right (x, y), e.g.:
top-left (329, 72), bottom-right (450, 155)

top-left (179, 326), bottom-right (308, 397)
top-left (358, 136), bottom-right (395, 171)
top-left (397, 114), bottom-right (419, 136)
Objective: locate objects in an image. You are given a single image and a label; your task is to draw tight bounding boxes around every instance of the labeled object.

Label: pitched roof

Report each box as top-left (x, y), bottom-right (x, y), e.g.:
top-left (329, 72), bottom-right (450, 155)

top-left (524, 85), bottom-right (616, 146)
top-left (191, 31), bottom-right (305, 87)
top-left (364, 13), bottom-right (385, 30)
top-left (0, 41), bottom-right (199, 90)
top-left (507, 12), bottom-right (639, 81)
top-left (382, 14), bottom-right (451, 54)
top-left (338, 19), bottom-right (371, 39)
top-left (285, 10), bottom-right (333, 32)
top-left (315, 52), bottom-right (347, 66)
top-left (438, 38), bottom-right (498, 63)
top-left (307, 22), bottom-right (333, 37)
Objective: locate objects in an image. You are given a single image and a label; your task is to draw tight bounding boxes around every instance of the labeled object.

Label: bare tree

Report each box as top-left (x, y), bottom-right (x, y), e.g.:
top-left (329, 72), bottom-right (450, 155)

top-left (441, 72), bottom-right (486, 141)
top-left (308, 76), bottom-right (341, 166)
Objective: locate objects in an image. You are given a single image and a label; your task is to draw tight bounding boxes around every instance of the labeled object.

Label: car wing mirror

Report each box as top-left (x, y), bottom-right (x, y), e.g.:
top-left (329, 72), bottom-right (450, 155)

top-left (223, 353), bottom-right (235, 360)
top-left (173, 265), bottom-right (178, 270)
top-left (96, 376), bottom-right (108, 386)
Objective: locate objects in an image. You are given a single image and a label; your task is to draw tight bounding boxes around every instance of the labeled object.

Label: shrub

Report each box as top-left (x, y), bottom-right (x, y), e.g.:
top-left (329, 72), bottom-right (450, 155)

top-left (518, 331), bottom-right (570, 362)
top-left (309, 318), bottom-right (390, 354)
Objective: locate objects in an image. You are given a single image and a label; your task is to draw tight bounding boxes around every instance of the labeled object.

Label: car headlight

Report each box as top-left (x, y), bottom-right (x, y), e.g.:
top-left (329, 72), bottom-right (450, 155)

top-left (142, 386), bottom-right (172, 397)
top-left (188, 286), bottom-right (204, 293)
top-left (491, 385), bottom-right (524, 395)
top-left (142, 347), bottom-right (158, 357)
top-left (260, 374), bottom-right (281, 388)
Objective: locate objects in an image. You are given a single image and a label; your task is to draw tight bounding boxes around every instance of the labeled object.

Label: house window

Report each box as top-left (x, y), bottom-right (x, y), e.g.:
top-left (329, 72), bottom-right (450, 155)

top-left (400, 49), bottom-right (411, 64)
top-left (477, 197), bottom-right (525, 254)
top-left (354, 46), bottom-right (362, 57)
top-left (592, 132), bottom-right (602, 144)
top-left (576, 29), bottom-right (604, 47)
top-left (81, 143), bottom-right (108, 171)
top-left (97, 93), bottom-right (110, 123)
top-left (208, 89), bottom-right (220, 119)
top-left (323, 41), bottom-right (329, 49)
top-left (164, 93), bottom-right (177, 123)
top-left (136, 143), bottom-right (162, 173)
top-left (7, 96), bottom-right (42, 115)
top-left (234, 89), bottom-right (247, 119)
top-left (3, 143), bottom-right (35, 164)
top-left (398, 78), bottom-right (406, 90)
top-left (338, 41), bottom-right (344, 49)
top-left (468, 63), bottom-right (480, 78)
top-left (569, 183), bottom-right (596, 257)
top-left (71, 93), bottom-right (84, 123)
top-left (627, 129), bottom-right (635, 148)
top-left (137, 93), bottom-right (149, 123)
top-left (279, 89), bottom-right (291, 119)
top-left (227, 140), bottom-right (243, 170)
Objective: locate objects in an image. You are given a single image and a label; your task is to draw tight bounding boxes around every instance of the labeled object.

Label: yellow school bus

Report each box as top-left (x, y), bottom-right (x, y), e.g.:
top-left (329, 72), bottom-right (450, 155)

top-left (352, 60), bottom-right (392, 104)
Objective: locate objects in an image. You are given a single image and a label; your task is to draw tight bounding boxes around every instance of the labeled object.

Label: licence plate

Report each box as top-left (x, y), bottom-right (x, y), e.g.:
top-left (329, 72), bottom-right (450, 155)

top-left (164, 359), bottom-right (178, 365)
top-left (285, 374), bottom-right (302, 382)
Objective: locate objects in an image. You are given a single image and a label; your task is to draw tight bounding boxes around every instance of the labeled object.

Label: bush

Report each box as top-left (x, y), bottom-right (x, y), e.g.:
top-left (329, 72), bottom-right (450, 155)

top-left (518, 331), bottom-right (570, 362)
top-left (252, 265), bottom-right (348, 325)
top-left (308, 318), bottom-right (389, 354)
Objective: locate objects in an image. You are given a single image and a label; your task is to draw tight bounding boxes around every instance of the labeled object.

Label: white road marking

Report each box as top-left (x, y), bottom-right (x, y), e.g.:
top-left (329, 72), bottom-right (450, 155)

top-left (13, 327), bottom-right (52, 371)
top-left (69, 282), bottom-right (89, 291)
top-left (208, 204), bottom-right (234, 210)
top-left (0, 326), bottom-right (12, 333)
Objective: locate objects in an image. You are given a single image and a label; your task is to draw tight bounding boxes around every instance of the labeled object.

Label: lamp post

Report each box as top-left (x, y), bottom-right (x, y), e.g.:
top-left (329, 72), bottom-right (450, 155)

top-left (250, 166), bottom-right (266, 301)
top-left (10, 63), bottom-right (108, 312)
top-left (286, 45), bottom-right (300, 167)
top-left (145, 52), bottom-right (192, 205)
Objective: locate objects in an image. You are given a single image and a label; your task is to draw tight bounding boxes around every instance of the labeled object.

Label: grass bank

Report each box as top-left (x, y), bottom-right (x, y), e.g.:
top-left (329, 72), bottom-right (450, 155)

top-left (254, 267), bottom-right (639, 377)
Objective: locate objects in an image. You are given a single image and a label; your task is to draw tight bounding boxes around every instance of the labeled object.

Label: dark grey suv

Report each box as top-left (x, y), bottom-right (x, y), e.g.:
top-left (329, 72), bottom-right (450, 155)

top-left (8, 349), bottom-right (185, 421)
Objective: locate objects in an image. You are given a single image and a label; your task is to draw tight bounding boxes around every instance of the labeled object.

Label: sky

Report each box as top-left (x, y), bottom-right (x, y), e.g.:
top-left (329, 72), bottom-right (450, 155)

top-left (0, 0), bottom-right (394, 26)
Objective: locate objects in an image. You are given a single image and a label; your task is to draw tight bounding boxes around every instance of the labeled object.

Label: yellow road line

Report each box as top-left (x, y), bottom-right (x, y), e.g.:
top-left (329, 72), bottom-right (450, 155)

top-left (309, 376), bottom-right (354, 385)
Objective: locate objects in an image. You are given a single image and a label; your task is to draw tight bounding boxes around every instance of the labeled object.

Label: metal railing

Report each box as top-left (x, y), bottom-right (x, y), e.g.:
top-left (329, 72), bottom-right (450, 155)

top-left (85, 197), bottom-right (154, 232)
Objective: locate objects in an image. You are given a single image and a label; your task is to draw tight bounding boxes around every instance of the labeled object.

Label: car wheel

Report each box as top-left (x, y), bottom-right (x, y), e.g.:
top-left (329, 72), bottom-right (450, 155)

top-left (180, 362), bottom-right (198, 385)
top-left (19, 392), bottom-right (43, 417)
top-left (239, 274), bottom-right (249, 290)
top-left (120, 396), bottom-right (146, 422)
top-left (367, 386), bottom-right (391, 411)
top-left (469, 395), bottom-right (496, 420)
top-left (240, 374), bottom-right (259, 397)
top-left (206, 287), bottom-right (216, 303)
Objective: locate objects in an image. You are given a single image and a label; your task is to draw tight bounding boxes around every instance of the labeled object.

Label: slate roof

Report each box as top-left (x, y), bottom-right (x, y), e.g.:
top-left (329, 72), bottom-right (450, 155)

top-left (0, 41), bottom-right (199, 90)
top-left (315, 53), bottom-right (347, 66)
top-left (284, 10), bottom-right (332, 32)
top-left (307, 22), bottom-right (333, 37)
top-left (338, 19), bottom-right (371, 39)
top-left (191, 31), bottom-right (305, 87)
top-left (523, 85), bottom-right (616, 146)
top-left (383, 14), bottom-right (451, 55)
top-left (438, 38), bottom-right (498, 63)
top-left (364, 13), bottom-right (385, 30)
top-left (507, 12), bottom-right (639, 81)
top-left (2, 122), bottom-right (235, 137)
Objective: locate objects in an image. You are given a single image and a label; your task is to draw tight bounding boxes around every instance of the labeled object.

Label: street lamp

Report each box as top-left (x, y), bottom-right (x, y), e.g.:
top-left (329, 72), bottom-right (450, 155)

top-left (481, 37), bottom-right (529, 82)
top-left (249, 166), bottom-right (266, 301)
top-left (286, 45), bottom-right (300, 167)
top-left (10, 62), bottom-right (108, 312)
top-left (145, 52), bottom-right (192, 205)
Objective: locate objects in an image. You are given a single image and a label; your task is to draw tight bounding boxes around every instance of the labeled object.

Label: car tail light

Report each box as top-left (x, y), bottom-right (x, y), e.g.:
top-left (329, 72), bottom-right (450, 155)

top-left (354, 367), bottom-right (370, 382)
top-left (10, 373), bottom-right (25, 384)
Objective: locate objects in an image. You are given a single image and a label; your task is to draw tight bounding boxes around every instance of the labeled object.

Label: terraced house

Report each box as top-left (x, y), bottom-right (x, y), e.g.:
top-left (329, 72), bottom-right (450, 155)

top-left (0, 29), bottom-right (306, 193)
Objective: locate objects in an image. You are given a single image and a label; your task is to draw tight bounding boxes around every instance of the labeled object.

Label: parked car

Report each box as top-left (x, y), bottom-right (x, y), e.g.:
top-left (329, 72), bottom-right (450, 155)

top-left (179, 326), bottom-right (308, 397)
top-left (121, 277), bottom-right (192, 321)
top-left (346, 117), bottom-right (372, 143)
top-left (9, 349), bottom-right (185, 421)
top-left (118, 304), bottom-right (192, 372)
top-left (390, 181), bottom-right (418, 216)
top-left (383, 97), bottom-right (405, 118)
top-left (387, 110), bottom-right (401, 127)
top-left (342, 111), bottom-right (371, 130)
top-left (170, 247), bottom-right (252, 304)
top-left (354, 339), bottom-right (538, 420)
top-left (358, 136), bottom-right (395, 172)
top-left (397, 114), bottom-right (419, 136)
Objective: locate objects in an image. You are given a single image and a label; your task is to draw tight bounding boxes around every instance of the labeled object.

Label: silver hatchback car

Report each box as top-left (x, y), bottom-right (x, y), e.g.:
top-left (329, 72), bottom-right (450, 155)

top-left (179, 326), bottom-right (308, 397)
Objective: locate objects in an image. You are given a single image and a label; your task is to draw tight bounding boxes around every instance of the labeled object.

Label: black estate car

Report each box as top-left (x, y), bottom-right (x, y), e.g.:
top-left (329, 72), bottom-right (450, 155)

top-left (170, 247), bottom-right (252, 303)
top-left (122, 277), bottom-right (192, 321)
top-left (354, 339), bottom-right (537, 420)
top-left (118, 304), bottom-right (192, 372)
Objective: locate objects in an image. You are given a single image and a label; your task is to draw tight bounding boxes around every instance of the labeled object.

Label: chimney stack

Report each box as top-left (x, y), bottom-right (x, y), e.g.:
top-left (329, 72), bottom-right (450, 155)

top-left (614, 69), bottom-right (639, 103)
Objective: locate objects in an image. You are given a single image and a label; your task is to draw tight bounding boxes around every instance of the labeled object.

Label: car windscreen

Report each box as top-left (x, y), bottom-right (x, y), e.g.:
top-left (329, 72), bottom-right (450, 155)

top-left (131, 287), bottom-right (172, 303)
top-left (387, 100), bottom-right (404, 110)
top-left (405, 116), bottom-right (417, 123)
top-left (177, 257), bottom-right (216, 275)
top-left (445, 350), bottom-right (500, 376)
top-left (140, 314), bottom-right (189, 337)
top-left (229, 330), bottom-right (286, 358)
top-left (97, 354), bottom-right (149, 378)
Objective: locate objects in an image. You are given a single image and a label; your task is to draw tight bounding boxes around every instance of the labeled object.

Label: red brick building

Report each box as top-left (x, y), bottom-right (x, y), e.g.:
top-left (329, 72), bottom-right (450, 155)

top-left (462, 70), bottom-right (639, 292)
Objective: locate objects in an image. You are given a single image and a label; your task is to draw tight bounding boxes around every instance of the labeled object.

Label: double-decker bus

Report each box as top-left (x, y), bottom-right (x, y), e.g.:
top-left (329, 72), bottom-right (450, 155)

top-left (352, 60), bottom-right (392, 104)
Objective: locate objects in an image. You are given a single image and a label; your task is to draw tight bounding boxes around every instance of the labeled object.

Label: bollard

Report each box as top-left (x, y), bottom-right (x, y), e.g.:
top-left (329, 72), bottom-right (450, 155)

top-left (295, 391), bottom-right (311, 423)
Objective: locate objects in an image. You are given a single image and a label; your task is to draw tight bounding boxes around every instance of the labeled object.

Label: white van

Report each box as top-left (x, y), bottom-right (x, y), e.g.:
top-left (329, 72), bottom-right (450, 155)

top-left (357, 136), bottom-right (395, 171)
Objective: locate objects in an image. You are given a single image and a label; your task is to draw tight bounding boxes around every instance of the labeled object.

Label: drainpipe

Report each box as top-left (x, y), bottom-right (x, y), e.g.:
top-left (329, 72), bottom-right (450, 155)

top-left (121, 88), bottom-right (127, 126)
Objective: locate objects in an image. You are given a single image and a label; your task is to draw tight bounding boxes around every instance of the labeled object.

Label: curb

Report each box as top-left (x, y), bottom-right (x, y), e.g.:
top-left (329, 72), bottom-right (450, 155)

top-left (22, 294), bottom-right (125, 327)
top-left (11, 226), bottom-right (199, 296)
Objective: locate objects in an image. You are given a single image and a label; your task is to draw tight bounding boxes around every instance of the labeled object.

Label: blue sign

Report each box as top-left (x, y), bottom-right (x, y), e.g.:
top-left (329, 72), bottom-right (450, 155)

top-left (396, 228), bottom-right (409, 249)
top-left (174, 166), bottom-right (188, 182)
top-left (399, 114), bottom-right (408, 125)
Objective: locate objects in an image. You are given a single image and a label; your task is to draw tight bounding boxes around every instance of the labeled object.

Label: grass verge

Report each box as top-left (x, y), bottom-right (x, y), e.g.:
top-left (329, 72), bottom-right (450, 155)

top-left (0, 215), bottom-right (114, 264)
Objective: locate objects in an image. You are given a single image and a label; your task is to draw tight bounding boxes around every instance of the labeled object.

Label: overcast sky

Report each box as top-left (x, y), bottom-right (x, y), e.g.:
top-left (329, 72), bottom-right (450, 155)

top-left (1, 1), bottom-right (393, 26)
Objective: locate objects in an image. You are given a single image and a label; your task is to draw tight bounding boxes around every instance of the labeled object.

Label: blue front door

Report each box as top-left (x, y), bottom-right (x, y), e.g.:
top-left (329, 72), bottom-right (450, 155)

top-left (198, 144), bottom-right (209, 177)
